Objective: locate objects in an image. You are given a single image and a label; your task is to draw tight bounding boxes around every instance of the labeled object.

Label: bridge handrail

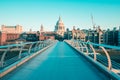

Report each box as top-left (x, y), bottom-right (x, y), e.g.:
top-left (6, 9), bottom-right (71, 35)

top-left (83, 41), bottom-right (120, 50)
top-left (0, 40), bottom-right (54, 68)
top-left (65, 40), bottom-right (120, 79)
top-left (0, 41), bottom-right (44, 48)
top-left (68, 40), bottom-right (120, 71)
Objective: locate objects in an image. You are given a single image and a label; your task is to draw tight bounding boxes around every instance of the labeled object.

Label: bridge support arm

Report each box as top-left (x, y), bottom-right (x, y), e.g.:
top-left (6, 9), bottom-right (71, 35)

top-left (28, 43), bottom-right (34, 55)
top-left (0, 47), bottom-right (10, 67)
top-left (100, 46), bottom-right (112, 70)
top-left (18, 44), bottom-right (25, 59)
top-left (89, 44), bottom-right (97, 61)
top-left (83, 43), bottom-right (89, 55)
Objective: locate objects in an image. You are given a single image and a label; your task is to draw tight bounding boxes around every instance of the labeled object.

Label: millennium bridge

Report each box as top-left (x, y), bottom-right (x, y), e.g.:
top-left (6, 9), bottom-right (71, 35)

top-left (0, 40), bottom-right (120, 80)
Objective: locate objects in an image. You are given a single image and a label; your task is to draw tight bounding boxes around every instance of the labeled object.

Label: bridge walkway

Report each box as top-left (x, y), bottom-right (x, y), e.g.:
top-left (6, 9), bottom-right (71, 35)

top-left (1, 42), bottom-right (110, 80)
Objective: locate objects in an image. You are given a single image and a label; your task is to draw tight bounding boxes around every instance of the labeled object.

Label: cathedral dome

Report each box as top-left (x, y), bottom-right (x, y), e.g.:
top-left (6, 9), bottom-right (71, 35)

top-left (56, 16), bottom-right (64, 26)
top-left (54, 16), bottom-right (65, 37)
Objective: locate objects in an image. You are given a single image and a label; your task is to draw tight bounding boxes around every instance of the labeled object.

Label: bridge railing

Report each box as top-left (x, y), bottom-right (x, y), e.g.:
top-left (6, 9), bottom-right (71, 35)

top-left (0, 40), bottom-right (54, 69)
top-left (66, 39), bottom-right (120, 73)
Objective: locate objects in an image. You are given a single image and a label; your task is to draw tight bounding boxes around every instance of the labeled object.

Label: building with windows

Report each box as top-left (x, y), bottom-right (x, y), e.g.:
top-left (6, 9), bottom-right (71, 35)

top-left (0, 31), bottom-right (20, 45)
top-left (1, 25), bottom-right (22, 33)
top-left (85, 26), bottom-right (104, 44)
top-left (0, 25), bottom-right (23, 45)
top-left (64, 28), bottom-right (72, 40)
top-left (103, 27), bottom-right (120, 46)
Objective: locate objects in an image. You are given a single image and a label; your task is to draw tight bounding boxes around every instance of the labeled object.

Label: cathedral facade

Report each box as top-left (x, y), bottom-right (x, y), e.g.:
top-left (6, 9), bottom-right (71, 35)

top-left (54, 16), bottom-right (65, 37)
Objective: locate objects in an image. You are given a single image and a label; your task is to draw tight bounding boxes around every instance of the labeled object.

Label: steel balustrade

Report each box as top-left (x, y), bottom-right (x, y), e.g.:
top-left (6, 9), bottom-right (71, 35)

top-left (28, 43), bottom-right (34, 55)
top-left (0, 47), bottom-right (10, 67)
top-left (89, 44), bottom-right (97, 61)
top-left (18, 44), bottom-right (25, 59)
top-left (100, 46), bottom-right (112, 70)
top-left (0, 40), bottom-right (54, 69)
top-left (66, 39), bottom-right (120, 71)
top-left (82, 42), bottom-right (88, 52)
top-left (70, 40), bottom-right (89, 55)
top-left (80, 41), bottom-right (89, 55)
top-left (78, 41), bottom-right (83, 52)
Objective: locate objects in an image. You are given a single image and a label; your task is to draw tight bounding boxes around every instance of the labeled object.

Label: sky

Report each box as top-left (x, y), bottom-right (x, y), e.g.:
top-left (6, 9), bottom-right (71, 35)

top-left (0, 0), bottom-right (120, 31)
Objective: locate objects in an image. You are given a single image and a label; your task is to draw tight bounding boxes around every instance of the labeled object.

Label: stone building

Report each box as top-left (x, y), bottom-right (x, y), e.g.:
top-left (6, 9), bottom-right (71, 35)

top-left (1, 25), bottom-right (22, 33)
top-left (54, 16), bottom-right (65, 37)
top-left (72, 26), bottom-right (86, 41)
top-left (39, 25), bottom-right (55, 41)
top-left (0, 25), bottom-right (23, 45)
top-left (0, 31), bottom-right (20, 45)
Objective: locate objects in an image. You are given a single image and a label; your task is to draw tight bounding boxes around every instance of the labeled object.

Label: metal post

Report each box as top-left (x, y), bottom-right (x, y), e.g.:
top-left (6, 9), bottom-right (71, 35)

top-left (37, 41), bottom-right (42, 50)
top-left (0, 47), bottom-right (10, 67)
top-left (82, 43), bottom-right (89, 55)
top-left (78, 41), bottom-right (83, 52)
top-left (28, 43), bottom-right (34, 55)
top-left (89, 44), bottom-right (97, 61)
top-left (34, 41), bottom-right (41, 51)
top-left (18, 44), bottom-right (24, 59)
top-left (100, 46), bottom-right (112, 70)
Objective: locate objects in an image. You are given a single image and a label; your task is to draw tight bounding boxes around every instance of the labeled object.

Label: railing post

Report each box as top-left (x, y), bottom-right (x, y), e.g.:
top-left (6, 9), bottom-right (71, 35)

top-left (43, 42), bottom-right (46, 47)
top-left (0, 47), bottom-right (10, 67)
top-left (42, 42), bottom-right (45, 48)
top-left (76, 41), bottom-right (79, 47)
top-left (37, 41), bottom-right (42, 50)
top-left (34, 41), bottom-right (40, 51)
top-left (28, 43), bottom-right (34, 55)
top-left (70, 40), bottom-right (113, 71)
top-left (78, 41), bottom-right (88, 55)
top-left (71, 39), bottom-right (75, 47)
top-left (18, 44), bottom-right (24, 59)
top-left (78, 41), bottom-right (83, 52)
top-left (39, 42), bottom-right (43, 50)
top-left (89, 44), bottom-right (97, 61)
top-left (100, 46), bottom-right (112, 70)
top-left (82, 43), bottom-right (89, 55)
top-left (42, 42), bottom-right (44, 48)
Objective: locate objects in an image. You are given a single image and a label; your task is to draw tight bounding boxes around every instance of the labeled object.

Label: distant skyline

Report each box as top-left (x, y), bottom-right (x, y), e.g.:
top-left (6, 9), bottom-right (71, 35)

top-left (0, 0), bottom-right (120, 31)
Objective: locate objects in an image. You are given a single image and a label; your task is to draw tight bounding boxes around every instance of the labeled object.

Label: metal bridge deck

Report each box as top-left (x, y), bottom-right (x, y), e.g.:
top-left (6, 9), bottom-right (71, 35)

top-left (1, 42), bottom-right (110, 80)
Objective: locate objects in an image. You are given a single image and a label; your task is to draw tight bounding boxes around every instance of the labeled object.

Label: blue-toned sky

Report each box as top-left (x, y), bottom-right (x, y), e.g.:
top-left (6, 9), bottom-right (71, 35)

top-left (0, 0), bottom-right (120, 31)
